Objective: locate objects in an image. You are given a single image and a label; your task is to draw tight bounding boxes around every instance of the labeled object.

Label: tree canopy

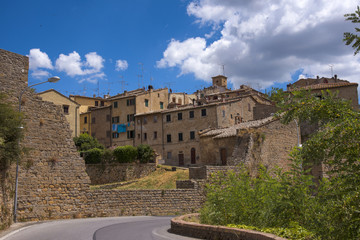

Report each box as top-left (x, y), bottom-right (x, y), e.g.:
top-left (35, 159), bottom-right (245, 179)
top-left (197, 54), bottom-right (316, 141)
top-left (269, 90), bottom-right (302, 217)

top-left (344, 6), bottom-right (360, 55)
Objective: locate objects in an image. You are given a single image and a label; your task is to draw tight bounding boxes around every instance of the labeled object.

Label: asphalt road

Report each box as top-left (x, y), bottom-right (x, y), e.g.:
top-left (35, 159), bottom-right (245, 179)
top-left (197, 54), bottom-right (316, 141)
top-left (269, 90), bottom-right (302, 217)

top-left (0, 216), bottom-right (202, 240)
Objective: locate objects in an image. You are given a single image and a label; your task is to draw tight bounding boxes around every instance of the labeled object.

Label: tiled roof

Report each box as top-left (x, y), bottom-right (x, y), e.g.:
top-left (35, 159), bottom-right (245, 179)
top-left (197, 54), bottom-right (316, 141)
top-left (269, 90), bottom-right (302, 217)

top-left (288, 82), bottom-right (358, 91)
top-left (200, 116), bottom-right (276, 139)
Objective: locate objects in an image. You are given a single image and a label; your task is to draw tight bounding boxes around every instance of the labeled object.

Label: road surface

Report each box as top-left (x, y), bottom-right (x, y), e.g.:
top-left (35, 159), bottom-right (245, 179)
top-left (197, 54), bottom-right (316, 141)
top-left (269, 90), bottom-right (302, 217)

top-left (0, 216), bottom-right (202, 240)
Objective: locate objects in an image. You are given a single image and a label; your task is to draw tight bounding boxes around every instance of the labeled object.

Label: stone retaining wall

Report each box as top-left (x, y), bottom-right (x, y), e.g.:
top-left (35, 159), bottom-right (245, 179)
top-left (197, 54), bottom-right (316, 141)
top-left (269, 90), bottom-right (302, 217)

top-left (171, 214), bottom-right (287, 240)
top-left (85, 163), bottom-right (157, 185)
top-left (189, 166), bottom-right (239, 180)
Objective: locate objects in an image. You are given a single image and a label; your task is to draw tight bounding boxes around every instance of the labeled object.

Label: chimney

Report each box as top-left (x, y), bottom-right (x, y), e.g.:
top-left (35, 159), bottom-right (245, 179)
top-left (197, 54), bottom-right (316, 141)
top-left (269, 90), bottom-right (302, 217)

top-left (316, 76), bottom-right (319, 79)
top-left (148, 85), bottom-right (153, 91)
top-left (334, 74), bottom-right (337, 81)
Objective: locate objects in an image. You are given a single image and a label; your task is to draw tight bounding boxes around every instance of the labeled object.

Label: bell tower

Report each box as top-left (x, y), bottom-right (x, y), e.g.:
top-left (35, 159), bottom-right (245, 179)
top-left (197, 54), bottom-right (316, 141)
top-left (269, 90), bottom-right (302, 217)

top-left (212, 75), bottom-right (227, 88)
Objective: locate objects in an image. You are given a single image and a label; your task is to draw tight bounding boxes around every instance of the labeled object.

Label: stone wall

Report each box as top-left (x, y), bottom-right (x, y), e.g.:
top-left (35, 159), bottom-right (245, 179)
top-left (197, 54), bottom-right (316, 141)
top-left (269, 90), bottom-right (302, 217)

top-left (0, 49), bottom-right (204, 226)
top-left (189, 166), bottom-right (239, 180)
top-left (85, 163), bottom-right (156, 185)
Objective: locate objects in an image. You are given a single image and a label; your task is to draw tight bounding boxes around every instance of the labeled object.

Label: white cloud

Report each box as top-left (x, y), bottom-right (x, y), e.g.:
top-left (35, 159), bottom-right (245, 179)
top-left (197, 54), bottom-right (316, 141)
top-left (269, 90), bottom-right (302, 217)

top-left (115, 59), bottom-right (128, 71)
top-left (55, 51), bottom-right (105, 83)
top-left (158, 0), bottom-right (360, 90)
top-left (55, 51), bottom-right (83, 76)
top-left (28, 48), bottom-right (53, 78)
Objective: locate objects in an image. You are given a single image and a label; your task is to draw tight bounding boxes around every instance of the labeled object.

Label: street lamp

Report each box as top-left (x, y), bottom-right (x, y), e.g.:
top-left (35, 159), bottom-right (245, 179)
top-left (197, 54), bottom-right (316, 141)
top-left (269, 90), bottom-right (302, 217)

top-left (13, 76), bottom-right (60, 222)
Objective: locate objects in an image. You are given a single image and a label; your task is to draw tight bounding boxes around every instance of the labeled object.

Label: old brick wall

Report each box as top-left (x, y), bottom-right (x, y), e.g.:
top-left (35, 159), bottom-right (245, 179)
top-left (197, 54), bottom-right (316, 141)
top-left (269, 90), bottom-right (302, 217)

top-left (85, 163), bottom-right (156, 185)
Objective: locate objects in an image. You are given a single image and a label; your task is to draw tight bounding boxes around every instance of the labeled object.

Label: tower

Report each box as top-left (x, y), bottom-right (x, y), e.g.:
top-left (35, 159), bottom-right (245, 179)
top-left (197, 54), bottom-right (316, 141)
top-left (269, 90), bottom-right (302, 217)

top-left (212, 75), bottom-right (227, 88)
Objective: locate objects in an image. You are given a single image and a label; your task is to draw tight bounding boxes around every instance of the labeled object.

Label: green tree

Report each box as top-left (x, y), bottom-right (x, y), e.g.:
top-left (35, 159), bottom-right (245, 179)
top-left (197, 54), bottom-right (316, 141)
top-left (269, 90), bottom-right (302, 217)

top-left (73, 133), bottom-right (104, 151)
top-left (0, 94), bottom-right (24, 171)
top-left (344, 6), bottom-right (360, 55)
top-left (113, 145), bottom-right (137, 163)
top-left (137, 144), bottom-right (155, 163)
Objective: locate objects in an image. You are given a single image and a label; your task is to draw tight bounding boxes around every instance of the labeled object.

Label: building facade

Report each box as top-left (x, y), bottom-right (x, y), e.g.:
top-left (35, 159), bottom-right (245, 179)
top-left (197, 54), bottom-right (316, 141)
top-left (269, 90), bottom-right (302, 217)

top-left (37, 89), bottom-right (80, 137)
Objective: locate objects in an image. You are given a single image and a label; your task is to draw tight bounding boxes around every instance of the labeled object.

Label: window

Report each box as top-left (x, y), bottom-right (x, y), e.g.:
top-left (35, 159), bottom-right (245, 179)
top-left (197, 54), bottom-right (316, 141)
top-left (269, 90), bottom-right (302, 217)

top-left (127, 98), bottom-right (135, 106)
top-left (189, 111), bottom-right (194, 119)
top-left (190, 131), bottom-right (195, 140)
top-left (113, 101), bottom-right (118, 108)
top-left (248, 103), bottom-right (251, 112)
top-left (167, 152), bottom-right (172, 159)
top-left (138, 134), bottom-right (141, 139)
top-left (101, 101), bottom-right (104, 107)
top-left (112, 116), bottom-right (120, 123)
top-left (144, 133), bottom-right (147, 140)
top-left (106, 131), bottom-right (111, 138)
top-left (84, 116), bottom-right (87, 124)
top-left (92, 117), bottom-right (96, 124)
top-left (127, 130), bottom-right (135, 139)
top-left (95, 101), bottom-right (99, 106)
top-left (106, 114), bottom-right (111, 122)
top-left (127, 114), bottom-right (134, 122)
top-left (166, 114), bottom-right (171, 122)
top-left (160, 101), bottom-right (164, 109)
top-left (112, 132), bottom-right (119, 138)
top-left (201, 108), bottom-right (207, 116)
top-left (167, 134), bottom-right (171, 143)
top-left (172, 97), bottom-right (176, 102)
top-left (222, 110), bottom-right (225, 117)
top-left (154, 131), bottom-right (157, 139)
top-left (178, 132), bottom-right (183, 142)
top-left (143, 117), bottom-right (147, 124)
top-left (178, 112), bottom-right (182, 120)
top-left (63, 105), bottom-right (69, 114)
top-left (145, 99), bottom-right (149, 107)
top-left (153, 116), bottom-right (157, 123)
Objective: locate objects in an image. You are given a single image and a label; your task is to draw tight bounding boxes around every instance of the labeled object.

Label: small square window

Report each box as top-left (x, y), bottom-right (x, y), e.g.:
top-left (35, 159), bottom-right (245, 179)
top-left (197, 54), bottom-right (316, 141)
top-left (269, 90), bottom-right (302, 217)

top-left (160, 102), bottom-right (164, 109)
top-left (145, 99), bottom-right (149, 107)
top-left (178, 112), bottom-right (182, 120)
top-left (166, 114), bottom-right (171, 122)
top-left (167, 134), bottom-right (171, 143)
top-left (63, 105), bottom-right (69, 114)
top-left (201, 109), bottom-right (207, 116)
top-left (190, 131), bottom-right (195, 140)
top-left (154, 131), bottom-right (157, 139)
top-left (178, 132), bottom-right (183, 141)
top-left (95, 101), bottom-right (99, 106)
top-left (114, 101), bottom-right (118, 108)
top-left (189, 111), bottom-right (194, 119)
top-left (84, 116), bottom-right (88, 124)
top-left (144, 133), bottom-right (147, 140)
top-left (154, 116), bottom-right (158, 123)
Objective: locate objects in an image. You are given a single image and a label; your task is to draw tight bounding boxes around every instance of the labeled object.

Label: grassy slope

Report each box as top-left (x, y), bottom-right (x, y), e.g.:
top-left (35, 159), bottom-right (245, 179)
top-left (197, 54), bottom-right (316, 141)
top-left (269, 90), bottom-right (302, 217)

top-left (91, 165), bottom-right (189, 190)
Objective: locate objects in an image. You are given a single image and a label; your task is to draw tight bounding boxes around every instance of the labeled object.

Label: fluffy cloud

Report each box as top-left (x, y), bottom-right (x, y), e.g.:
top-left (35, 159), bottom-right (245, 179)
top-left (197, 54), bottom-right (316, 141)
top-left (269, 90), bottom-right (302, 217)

top-left (115, 59), bottom-right (128, 71)
top-left (158, 0), bottom-right (360, 89)
top-left (55, 51), bottom-right (105, 77)
top-left (28, 48), bottom-right (53, 78)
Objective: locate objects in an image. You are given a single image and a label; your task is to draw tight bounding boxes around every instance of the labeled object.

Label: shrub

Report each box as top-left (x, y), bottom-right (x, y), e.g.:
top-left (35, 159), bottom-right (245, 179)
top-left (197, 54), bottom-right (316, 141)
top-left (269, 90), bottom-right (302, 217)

top-left (113, 145), bottom-right (137, 163)
top-left (73, 133), bottom-right (104, 151)
top-left (101, 149), bottom-right (114, 163)
top-left (137, 144), bottom-right (155, 163)
top-left (83, 148), bottom-right (103, 164)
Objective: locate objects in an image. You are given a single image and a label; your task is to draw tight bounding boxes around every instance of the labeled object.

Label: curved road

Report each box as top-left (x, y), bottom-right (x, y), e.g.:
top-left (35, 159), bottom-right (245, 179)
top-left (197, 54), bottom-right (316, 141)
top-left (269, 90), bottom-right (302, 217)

top-left (0, 216), bottom-right (202, 240)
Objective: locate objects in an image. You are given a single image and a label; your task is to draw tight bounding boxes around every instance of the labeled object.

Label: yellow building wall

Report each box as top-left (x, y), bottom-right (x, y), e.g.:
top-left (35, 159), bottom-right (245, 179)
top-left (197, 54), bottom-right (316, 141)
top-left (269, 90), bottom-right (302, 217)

top-left (80, 112), bottom-right (91, 135)
top-left (38, 91), bottom-right (80, 137)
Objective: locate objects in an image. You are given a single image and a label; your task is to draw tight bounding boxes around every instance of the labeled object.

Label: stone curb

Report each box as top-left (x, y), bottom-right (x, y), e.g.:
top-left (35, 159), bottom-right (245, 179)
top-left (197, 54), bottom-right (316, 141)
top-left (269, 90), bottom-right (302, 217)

top-left (170, 213), bottom-right (287, 240)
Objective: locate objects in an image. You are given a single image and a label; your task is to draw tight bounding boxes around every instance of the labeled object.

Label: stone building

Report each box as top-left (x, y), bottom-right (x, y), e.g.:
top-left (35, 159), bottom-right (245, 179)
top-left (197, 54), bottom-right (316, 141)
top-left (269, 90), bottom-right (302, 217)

top-left (37, 89), bottom-right (80, 137)
top-left (108, 86), bottom-right (169, 147)
top-left (90, 105), bottom-right (112, 147)
top-left (199, 117), bottom-right (299, 173)
top-left (286, 75), bottom-right (359, 109)
top-left (134, 94), bottom-right (275, 166)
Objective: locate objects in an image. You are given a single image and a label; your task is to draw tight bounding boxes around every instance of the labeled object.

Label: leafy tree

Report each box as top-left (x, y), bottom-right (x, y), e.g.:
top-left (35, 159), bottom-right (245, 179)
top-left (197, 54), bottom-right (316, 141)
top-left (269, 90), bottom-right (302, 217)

top-left (344, 6), bottom-right (360, 55)
top-left (137, 144), bottom-right (155, 163)
top-left (113, 145), bottom-right (137, 163)
top-left (0, 94), bottom-right (24, 171)
top-left (83, 148), bottom-right (103, 164)
top-left (73, 133), bottom-right (104, 151)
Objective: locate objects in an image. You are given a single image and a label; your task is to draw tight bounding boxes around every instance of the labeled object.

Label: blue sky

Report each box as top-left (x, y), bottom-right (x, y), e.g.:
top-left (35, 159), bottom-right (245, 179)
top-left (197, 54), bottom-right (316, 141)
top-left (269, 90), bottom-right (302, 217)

top-left (2, 0), bottom-right (360, 97)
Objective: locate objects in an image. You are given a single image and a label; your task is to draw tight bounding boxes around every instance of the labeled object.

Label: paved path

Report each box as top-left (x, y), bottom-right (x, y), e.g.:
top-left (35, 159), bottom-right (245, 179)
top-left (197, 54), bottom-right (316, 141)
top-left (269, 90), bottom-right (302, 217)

top-left (0, 216), bottom-right (202, 240)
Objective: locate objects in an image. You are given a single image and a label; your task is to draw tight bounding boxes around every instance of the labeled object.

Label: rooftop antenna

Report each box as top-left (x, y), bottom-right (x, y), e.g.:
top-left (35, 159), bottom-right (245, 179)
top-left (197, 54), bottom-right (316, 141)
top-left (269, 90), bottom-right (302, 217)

top-left (164, 81), bottom-right (175, 91)
top-left (219, 64), bottom-right (225, 76)
top-left (119, 75), bottom-right (128, 93)
top-left (329, 64), bottom-right (334, 77)
top-left (82, 84), bottom-right (88, 96)
top-left (97, 80), bottom-right (100, 97)
top-left (137, 62), bottom-right (144, 88)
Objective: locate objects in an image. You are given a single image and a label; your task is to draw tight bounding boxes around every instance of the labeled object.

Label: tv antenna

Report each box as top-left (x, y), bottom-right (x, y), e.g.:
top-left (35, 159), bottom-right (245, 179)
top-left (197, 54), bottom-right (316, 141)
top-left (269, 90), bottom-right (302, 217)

top-left (219, 64), bottom-right (225, 76)
top-left (329, 64), bottom-right (334, 77)
top-left (119, 75), bottom-right (128, 93)
top-left (137, 62), bottom-right (144, 88)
